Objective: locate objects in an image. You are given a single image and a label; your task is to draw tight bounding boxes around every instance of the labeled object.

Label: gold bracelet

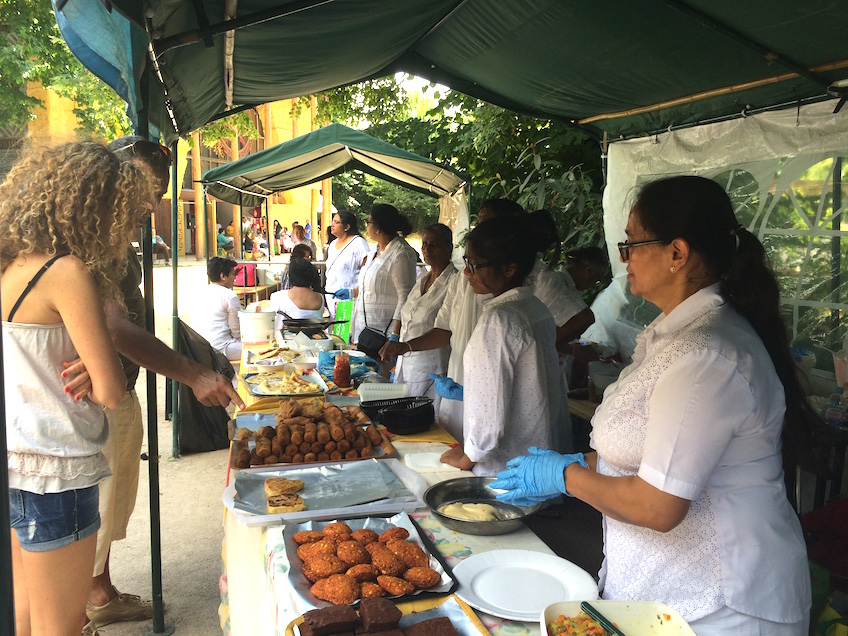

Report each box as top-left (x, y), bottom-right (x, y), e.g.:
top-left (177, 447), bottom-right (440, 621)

top-left (405, 342), bottom-right (413, 354)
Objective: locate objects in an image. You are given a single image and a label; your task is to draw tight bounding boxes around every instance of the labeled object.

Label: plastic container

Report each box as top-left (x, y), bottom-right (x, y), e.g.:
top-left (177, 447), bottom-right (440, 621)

top-left (822, 386), bottom-right (845, 427)
top-left (357, 383), bottom-right (409, 402)
top-left (238, 310), bottom-right (275, 343)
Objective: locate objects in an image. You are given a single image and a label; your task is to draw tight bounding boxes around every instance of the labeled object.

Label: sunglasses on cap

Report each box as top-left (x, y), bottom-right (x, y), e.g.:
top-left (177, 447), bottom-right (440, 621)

top-left (113, 139), bottom-right (173, 166)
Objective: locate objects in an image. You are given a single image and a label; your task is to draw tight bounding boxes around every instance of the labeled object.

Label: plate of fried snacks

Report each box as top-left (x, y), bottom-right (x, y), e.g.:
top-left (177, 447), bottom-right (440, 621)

top-left (242, 369), bottom-right (328, 396)
top-left (284, 512), bottom-right (456, 609)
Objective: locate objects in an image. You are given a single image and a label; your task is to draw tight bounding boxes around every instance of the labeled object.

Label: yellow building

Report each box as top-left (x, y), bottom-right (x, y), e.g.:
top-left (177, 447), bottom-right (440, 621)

top-left (18, 82), bottom-right (329, 260)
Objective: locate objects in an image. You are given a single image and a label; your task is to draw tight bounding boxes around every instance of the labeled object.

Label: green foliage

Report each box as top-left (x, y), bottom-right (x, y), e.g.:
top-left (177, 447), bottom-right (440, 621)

top-left (332, 172), bottom-right (439, 232)
top-left (0, 0), bottom-right (131, 137)
top-left (198, 112), bottom-right (260, 156)
top-left (297, 76), bottom-right (410, 127)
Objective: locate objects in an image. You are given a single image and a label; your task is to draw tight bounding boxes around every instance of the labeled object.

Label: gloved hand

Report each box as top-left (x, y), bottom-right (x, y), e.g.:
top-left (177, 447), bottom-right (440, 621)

top-left (429, 373), bottom-right (463, 401)
top-left (491, 447), bottom-right (587, 504)
top-left (333, 288), bottom-right (352, 300)
top-left (388, 333), bottom-right (400, 342)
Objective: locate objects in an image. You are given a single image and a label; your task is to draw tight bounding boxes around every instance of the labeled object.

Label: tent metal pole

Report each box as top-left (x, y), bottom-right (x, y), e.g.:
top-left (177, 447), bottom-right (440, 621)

top-left (138, 69), bottom-right (173, 636)
top-left (0, 295), bottom-right (15, 636)
top-left (170, 140), bottom-right (181, 461)
top-left (831, 156), bottom-right (843, 351)
top-left (204, 185), bottom-right (211, 261)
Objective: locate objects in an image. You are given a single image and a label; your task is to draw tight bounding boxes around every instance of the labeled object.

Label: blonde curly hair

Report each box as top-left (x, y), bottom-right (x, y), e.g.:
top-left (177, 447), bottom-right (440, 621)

top-left (0, 141), bottom-right (159, 302)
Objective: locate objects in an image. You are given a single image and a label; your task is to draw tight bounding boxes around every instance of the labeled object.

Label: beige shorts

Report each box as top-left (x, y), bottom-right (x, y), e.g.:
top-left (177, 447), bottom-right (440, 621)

top-left (93, 390), bottom-right (144, 576)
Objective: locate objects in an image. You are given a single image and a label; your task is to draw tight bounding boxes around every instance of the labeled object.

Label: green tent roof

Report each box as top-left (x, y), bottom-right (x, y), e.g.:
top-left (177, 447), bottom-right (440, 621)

top-left (55, 0), bottom-right (848, 142)
top-left (201, 123), bottom-right (469, 208)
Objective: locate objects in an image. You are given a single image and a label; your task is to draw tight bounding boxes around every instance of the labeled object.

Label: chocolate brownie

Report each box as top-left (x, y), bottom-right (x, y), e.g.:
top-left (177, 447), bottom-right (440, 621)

top-left (358, 598), bottom-right (402, 632)
top-left (303, 605), bottom-right (359, 636)
top-left (402, 617), bottom-right (458, 636)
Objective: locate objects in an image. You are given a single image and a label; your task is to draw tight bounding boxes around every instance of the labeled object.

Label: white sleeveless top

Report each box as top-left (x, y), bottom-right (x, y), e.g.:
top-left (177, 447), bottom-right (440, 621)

top-left (269, 289), bottom-right (324, 331)
top-left (4, 321), bottom-right (111, 493)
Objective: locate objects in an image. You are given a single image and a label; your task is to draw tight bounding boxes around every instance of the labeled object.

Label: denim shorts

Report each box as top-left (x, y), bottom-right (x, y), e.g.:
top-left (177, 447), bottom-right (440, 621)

top-left (9, 486), bottom-right (100, 552)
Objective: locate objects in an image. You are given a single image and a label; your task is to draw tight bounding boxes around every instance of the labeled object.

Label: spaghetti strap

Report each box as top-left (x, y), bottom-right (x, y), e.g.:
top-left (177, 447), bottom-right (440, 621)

top-left (6, 253), bottom-right (70, 322)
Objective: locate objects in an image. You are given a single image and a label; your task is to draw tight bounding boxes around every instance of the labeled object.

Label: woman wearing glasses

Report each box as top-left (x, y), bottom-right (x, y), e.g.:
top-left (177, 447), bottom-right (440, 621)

top-left (439, 217), bottom-right (559, 475)
top-left (1, 142), bottom-right (158, 636)
top-left (493, 176), bottom-right (812, 634)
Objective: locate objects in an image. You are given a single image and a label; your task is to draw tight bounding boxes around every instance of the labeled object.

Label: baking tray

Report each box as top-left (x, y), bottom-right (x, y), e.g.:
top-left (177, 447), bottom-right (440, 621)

top-left (222, 458), bottom-right (426, 527)
top-left (240, 369), bottom-right (328, 396)
top-left (285, 595), bottom-right (489, 636)
top-left (284, 512), bottom-right (457, 610)
top-left (229, 423), bottom-right (397, 471)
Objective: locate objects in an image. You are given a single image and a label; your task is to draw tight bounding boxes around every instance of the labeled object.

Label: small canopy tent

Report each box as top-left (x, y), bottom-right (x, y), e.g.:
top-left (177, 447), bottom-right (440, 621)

top-left (201, 123), bottom-right (471, 250)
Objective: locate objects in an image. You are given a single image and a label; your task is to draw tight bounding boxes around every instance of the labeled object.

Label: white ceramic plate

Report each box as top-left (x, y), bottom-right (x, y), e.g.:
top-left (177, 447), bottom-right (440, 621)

top-left (454, 549), bottom-right (598, 622)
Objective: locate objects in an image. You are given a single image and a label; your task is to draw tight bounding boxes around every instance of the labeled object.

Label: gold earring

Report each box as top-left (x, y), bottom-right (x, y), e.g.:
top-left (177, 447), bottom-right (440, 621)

top-left (670, 265), bottom-right (677, 273)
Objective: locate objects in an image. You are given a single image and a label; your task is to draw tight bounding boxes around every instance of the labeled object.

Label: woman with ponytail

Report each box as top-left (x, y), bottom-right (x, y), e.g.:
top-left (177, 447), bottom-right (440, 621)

top-left (493, 176), bottom-right (811, 634)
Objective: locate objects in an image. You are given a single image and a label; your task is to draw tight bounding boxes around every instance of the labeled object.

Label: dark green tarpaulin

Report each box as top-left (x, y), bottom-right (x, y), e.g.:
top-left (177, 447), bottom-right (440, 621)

top-left (201, 123), bottom-right (469, 208)
top-left (55, 0), bottom-right (848, 142)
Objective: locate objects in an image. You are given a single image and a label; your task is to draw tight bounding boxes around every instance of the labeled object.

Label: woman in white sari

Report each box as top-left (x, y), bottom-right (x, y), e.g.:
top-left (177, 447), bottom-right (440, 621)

top-left (325, 210), bottom-right (369, 317)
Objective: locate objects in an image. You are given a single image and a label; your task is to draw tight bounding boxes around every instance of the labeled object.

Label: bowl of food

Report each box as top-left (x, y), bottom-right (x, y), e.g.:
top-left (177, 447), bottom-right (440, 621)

top-left (291, 356), bottom-right (319, 371)
top-left (424, 476), bottom-right (541, 535)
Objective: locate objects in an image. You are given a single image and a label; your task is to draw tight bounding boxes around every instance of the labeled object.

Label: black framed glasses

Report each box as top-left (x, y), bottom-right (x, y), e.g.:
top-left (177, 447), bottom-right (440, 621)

top-left (462, 255), bottom-right (498, 275)
top-left (617, 239), bottom-right (666, 262)
top-left (113, 139), bottom-right (173, 166)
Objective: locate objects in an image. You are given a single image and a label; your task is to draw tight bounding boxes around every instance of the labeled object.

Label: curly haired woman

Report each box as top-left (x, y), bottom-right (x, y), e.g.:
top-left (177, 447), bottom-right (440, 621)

top-left (0, 141), bottom-right (158, 636)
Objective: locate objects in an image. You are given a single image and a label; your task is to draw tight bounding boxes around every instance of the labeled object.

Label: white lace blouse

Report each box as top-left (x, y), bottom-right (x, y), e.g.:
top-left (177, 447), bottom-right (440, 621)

top-left (590, 284), bottom-right (810, 623)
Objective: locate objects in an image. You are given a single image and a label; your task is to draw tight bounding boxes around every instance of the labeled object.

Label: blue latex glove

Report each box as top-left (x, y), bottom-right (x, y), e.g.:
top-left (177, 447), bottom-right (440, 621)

top-left (333, 288), bottom-right (352, 300)
top-left (490, 447), bottom-right (588, 504)
top-left (429, 373), bottom-right (463, 401)
top-left (388, 333), bottom-right (400, 342)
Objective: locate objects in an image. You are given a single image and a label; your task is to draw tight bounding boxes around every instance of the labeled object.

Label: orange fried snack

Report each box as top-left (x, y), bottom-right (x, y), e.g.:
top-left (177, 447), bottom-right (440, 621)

top-left (364, 542), bottom-right (384, 556)
top-left (302, 554), bottom-right (349, 582)
top-left (359, 581), bottom-right (386, 598)
top-left (311, 574), bottom-right (361, 605)
top-left (378, 527), bottom-right (410, 543)
top-left (345, 563), bottom-right (379, 582)
top-left (279, 398), bottom-right (302, 420)
top-left (293, 530), bottom-right (325, 545)
top-left (351, 528), bottom-right (380, 545)
top-left (385, 539), bottom-right (429, 568)
top-left (336, 540), bottom-right (371, 566)
top-left (403, 566), bottom-right (441, 589)
top-left (323, 522), bottom-right (353, 537)
top-left (376, 575), bottom-right (415, 597)
top-left (369, 546), bottom-right (407, 577)
top-left (297, 539), bottom-right (338, 562)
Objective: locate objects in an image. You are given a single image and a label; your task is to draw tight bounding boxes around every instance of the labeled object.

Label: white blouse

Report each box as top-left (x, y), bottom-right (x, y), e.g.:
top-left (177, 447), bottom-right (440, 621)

top-left (325, 235), bottom-right (370, 294)
top-left (350, 237), bottom-right (418, 343)
top-left (527, 260), bottom-right (587, 325)
top-left (590, 284), bottom-right (810, 623)
top-left (269, 289), bottom-right (324, 331)
top-left (395, 265), bottom-right (458, 384)
top-left (462, 287), bottom-right (559, 477)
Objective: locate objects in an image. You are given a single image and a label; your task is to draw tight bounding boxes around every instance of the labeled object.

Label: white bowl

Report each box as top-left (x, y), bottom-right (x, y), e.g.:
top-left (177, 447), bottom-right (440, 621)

top-left (311, 338), bottom-right (334, 352)
top-left (253, 359), bottom-right (290, 372)
top-left (292, 356), bottom-right (318, 370)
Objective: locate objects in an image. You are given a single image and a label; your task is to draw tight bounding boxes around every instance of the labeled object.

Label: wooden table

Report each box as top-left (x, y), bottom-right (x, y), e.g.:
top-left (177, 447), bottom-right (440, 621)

top-left (235, 283), bottom-right (277, 305)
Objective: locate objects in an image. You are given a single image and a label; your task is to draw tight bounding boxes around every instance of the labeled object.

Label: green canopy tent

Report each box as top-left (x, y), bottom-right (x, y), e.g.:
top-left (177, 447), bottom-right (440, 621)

top-left (201, 122), bottom-right (471, 261)
top-left (53, 0), bottom-right (848, 143)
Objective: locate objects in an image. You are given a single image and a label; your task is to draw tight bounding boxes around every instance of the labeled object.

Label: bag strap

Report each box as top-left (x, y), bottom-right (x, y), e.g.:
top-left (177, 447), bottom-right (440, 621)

top-left (326, 235), bottom-right (358, 277)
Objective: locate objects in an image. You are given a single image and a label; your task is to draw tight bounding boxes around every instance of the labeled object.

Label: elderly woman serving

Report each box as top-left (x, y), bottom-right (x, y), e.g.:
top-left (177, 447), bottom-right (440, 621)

top-left (493, 176), bottom-right (812, 635)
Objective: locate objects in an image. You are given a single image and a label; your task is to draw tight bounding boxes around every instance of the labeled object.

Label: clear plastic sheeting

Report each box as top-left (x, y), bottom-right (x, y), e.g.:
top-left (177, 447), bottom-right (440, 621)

top-left (596, 101), bottom-right (848, 370)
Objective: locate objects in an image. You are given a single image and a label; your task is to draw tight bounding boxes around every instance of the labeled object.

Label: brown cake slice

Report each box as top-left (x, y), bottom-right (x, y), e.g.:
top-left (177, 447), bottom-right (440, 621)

top-left (266, 493), bottom-right (306, 513)
top-left (302, 605), bottom-right (359, 636)
top-left (402, 617), bottom-right (458, 636)
top-left (358, 598), bottom-right (402, 633)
